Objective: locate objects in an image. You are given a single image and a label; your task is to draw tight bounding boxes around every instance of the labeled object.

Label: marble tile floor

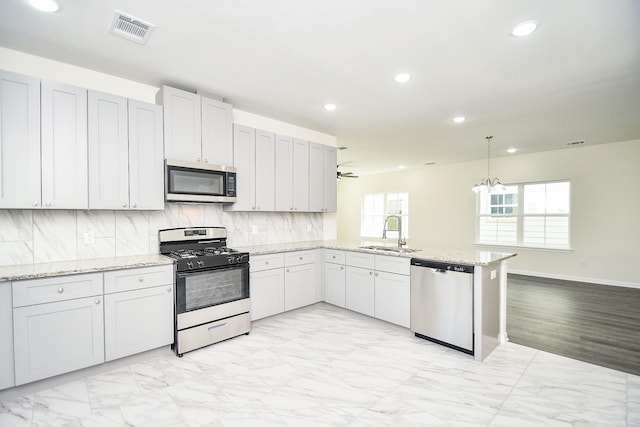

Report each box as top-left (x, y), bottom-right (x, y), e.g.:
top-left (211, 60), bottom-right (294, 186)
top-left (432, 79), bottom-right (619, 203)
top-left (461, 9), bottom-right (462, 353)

top-left (1, 303), bottom-right (639, 426)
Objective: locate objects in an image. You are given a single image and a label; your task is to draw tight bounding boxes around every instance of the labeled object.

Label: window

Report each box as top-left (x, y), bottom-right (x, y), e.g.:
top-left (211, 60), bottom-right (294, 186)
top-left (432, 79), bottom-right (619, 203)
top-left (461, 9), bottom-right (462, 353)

top-left (477, 181), bottom-right (570, 249)
top-left (361, 192), bottom-right (409, 239)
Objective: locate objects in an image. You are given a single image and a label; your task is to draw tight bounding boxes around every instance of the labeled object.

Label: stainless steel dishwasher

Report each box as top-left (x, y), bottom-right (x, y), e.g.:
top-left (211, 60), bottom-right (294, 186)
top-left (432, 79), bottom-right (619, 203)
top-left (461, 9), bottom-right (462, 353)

top-left (410, 259), bottom-right (474, 354)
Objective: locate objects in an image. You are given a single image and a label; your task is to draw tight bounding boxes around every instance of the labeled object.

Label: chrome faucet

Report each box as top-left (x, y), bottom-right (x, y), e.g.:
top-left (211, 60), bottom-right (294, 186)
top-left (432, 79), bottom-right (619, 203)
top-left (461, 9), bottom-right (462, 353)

top-left (382, 214), bottom-right (406, 248)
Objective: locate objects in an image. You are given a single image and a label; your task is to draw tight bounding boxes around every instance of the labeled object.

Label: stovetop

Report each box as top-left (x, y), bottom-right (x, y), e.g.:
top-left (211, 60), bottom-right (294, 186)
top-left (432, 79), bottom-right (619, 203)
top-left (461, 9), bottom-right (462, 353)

top-left (159, 227), bottom-right (249, 271)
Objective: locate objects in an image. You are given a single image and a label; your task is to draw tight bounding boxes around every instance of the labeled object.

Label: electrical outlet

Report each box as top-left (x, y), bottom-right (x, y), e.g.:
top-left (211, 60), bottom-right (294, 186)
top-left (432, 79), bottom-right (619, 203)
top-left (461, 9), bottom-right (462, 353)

top-left (84, 230), bottom-right (95, 244)
top-left (251, 225), bottom-right (258, 234)
top-left (579, 260), bottom-right (586, 268)
top-left (306, 224), bottom-right (312, 231)
top-left (490, 269), bottom-right (497, 280)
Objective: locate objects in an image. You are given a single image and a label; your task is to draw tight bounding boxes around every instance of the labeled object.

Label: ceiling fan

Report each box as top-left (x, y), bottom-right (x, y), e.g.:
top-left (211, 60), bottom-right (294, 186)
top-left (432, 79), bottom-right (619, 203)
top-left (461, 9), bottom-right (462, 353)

top-left (337, 164), bottom-right (358, 179)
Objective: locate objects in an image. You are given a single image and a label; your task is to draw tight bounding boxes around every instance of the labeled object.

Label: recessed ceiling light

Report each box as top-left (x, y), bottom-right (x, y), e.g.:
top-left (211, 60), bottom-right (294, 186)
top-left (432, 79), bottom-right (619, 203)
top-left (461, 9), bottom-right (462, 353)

top-left (398, 165), bottom-right (405, 169)
top-left (393, 73), bottom-right (411, 83)
top-left (507, 148), bottom-right (517, 154)
top-left (323, 103), bottom-right (336, 111)
top-left (511, 20), bottom-right (538, 37)
top-left (28, 0), bottom-right (59, 12)
top-left (453, 116), bottom-right (466, 124)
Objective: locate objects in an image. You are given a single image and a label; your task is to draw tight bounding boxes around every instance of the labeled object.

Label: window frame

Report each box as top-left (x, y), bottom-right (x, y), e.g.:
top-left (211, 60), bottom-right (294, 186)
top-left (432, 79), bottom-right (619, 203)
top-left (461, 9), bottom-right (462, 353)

top-left (475, 179), bottom-right (571, 251)
top-left (360, 192), bottom-right (409, 240)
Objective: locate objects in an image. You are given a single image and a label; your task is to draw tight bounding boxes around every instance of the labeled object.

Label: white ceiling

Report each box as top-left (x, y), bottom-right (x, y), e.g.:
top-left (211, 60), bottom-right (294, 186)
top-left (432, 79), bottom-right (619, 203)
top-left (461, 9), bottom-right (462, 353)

top-left (1, 0), bottom-right (639, 175)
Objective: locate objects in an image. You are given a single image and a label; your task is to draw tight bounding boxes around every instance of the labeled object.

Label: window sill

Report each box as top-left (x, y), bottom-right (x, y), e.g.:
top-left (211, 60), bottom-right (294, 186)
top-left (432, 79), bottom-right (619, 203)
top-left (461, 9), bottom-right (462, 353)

top-left (475, 242), bottom-right (573, 253)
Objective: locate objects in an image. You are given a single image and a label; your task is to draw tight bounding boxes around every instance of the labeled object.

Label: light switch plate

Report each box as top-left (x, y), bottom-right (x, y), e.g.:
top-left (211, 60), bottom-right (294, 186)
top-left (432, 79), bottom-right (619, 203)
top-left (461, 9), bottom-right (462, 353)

top-left (251, 225), bottom-right (258, 234)
top-left (490, 269), bottom-right (497, 280)
top-left (84, 230), bottom-right (95, 244)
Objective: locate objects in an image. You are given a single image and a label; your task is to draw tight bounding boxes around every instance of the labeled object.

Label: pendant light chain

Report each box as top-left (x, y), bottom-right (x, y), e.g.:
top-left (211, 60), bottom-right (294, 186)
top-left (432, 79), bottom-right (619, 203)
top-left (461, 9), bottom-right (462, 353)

top-left (486, 135), bottom-right (493, 179)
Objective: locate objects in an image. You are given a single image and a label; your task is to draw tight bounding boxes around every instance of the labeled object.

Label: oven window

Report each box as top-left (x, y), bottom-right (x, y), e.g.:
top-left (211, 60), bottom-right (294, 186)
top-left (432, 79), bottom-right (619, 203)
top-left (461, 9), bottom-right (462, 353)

top-left (169, 168), bottom-right (224, 195)
top-left (181, 267), bottom-right (248, 311)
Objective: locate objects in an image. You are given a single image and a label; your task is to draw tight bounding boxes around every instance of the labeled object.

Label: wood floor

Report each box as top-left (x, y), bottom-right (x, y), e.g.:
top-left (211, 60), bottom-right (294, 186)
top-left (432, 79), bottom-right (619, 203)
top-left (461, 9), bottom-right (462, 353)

top-left (506, 273), bottom-right (640, 376)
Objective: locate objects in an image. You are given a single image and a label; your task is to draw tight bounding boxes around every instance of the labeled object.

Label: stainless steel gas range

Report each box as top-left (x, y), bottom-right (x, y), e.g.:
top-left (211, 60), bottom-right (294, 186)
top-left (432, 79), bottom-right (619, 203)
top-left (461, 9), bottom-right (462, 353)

top-left (159, 227), bottom-right (250, 357)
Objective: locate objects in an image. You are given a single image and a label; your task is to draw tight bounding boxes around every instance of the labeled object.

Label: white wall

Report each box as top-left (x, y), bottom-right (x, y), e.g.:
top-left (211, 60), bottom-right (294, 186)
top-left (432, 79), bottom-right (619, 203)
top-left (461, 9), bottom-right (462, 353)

top-left (337, 140), bottom-right (640, 287)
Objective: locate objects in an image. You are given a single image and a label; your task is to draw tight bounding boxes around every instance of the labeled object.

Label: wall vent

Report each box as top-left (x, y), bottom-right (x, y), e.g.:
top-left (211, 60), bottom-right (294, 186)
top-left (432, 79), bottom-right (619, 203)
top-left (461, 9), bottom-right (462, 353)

top-left (566, 140), bottom-right (585, 146)
top-left (109, 11), bottom-right (155, 44)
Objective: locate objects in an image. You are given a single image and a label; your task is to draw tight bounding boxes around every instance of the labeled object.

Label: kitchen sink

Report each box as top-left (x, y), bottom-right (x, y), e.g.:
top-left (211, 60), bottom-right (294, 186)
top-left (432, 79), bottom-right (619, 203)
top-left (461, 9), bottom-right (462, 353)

top-left (359, 245), bottom-right (420, 254)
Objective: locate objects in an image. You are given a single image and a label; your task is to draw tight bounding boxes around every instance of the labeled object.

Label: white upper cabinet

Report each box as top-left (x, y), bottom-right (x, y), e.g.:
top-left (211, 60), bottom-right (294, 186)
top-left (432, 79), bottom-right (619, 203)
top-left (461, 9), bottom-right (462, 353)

top-left (309, 142), bottom-right (324, 212)
top-left (88, 90), bottom-right (129, 209)
top-left (275, 134), bottom-right (294, 211)
top-left (0, 70), bottom-right (41, 209)
top-left (41, 80), bottom-right (88, 209)
top-left (128, 100), bottom-right (164, 210)
top-left (255, 129), bottom-right (276, 211)
top-left (201, 97), bottom-right (233, 166)
top-left (159, 86), bottom-right (201, 162)
top-left (292, 138), bottom-right (309, 211)
top-left (228, 124), bottom-right (256, 211)
top-left (323, 145), bottom-right (337, 212)
top-left (159, 86), bottom-right (233, 166)
top-left (88, 94), bottom-right (164, 210)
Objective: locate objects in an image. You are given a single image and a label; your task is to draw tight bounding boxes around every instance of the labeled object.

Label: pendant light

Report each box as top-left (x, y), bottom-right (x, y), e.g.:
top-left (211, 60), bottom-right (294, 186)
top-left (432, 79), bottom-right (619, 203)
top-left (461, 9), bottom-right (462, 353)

top-left (471, 136), bottom-right (506, 194)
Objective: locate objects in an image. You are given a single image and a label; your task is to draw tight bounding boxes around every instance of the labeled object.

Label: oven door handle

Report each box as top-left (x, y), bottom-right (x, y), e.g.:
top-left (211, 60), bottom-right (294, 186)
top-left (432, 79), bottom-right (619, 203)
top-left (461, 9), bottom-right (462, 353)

top-left (208, 323), bottom-right (228, 331)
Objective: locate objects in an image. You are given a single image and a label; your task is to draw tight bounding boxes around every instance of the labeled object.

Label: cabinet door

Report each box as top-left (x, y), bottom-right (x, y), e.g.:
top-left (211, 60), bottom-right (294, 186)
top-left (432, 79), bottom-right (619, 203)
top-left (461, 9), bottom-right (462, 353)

top-left (345, 266), bottom-right (375, 316)
top-left (308, 142), bottom-right (324, 212)
top-left (201, 97), bottom-right (233, 166)
top-left (255, 129), bottom-right (275, 211)
top-left (250, 268), bottom-right (285, 320)
top-left (159, 86), bottom-right (201, 162)
top-left (88, 90), bottom-right (129, 209)
top-left (323, 145), bottom-right (337, 212)
top-left (374, 271), bottom-right (410, 327)
top-left (230, 124), bottom-right (256, 211)
top-left (0, 282), bottom-right (14, 390)
top-left (0, 71), bottom-right (41, 209)
top-left (284, 263), bottom-right (316, 311)
top-left (13, 296), bottom-right (104, 385)
top-left (128, 99), bottom-right (164, 210)
top-left (104, 285), bottom-right (174, 361)
top-left (324, 262), bottom-right (346, 308)
top-left (292, 138), bottom-right (309, 212)
top-left (274, 134), bottom-right (293, 211)
top-left (41, 81), bottom-right (88, 209)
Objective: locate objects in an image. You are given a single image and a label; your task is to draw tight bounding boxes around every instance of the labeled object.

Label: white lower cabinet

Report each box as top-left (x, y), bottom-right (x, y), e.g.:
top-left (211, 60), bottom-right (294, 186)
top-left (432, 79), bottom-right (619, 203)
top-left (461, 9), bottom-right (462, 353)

top-left (0, 282), bottom-right (14, 390)
top-left (104, 285), bottom-right (174, 362)
top-left (284, 251), bottom-right (317, 311)
top-left (13, 295), bottom-right (104, 385)
top-left (250, 268), bottom-right (285, 321)
top-left (374, 271), bottom-right (410, 328)
top-left (250, 253), bottom-right (285, 321)
top-left (345, 265), bottom-right (375, 316)
top-left (324, 249), bottom-right (346, 308)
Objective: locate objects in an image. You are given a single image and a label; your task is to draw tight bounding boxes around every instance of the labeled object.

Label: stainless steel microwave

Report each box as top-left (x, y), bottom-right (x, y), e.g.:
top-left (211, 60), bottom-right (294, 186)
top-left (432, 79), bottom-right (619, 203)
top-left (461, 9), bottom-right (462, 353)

top-left (165, 160), bottom-right (237, 203)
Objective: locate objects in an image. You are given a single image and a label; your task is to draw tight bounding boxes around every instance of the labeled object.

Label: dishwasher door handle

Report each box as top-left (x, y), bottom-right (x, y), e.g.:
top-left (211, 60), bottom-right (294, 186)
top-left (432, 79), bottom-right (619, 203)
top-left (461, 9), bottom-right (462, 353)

top-left (431, 268), bottom-right (447, 273)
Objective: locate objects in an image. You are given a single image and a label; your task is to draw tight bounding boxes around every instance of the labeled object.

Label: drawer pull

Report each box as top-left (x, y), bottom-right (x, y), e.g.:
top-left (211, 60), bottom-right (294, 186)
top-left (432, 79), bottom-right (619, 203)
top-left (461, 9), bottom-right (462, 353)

top-left (167, 287), bottom-right (172, 292)
top-left (332, 255), bottom-right (336, 259)
top-left (299, 256), bottom-right (303, 260)
top-left (58, 287), bottom-right (64, 294)
top-left (208, 323), bottom-right (227, 331)
top-left (138, 277), bottom-right (144, 282)
top-left (265, 261), bottom-right (269, 265)
top-left (95, 299), bottom-right (101, 305)
top-left (369, 271), bottom-right (373, 275)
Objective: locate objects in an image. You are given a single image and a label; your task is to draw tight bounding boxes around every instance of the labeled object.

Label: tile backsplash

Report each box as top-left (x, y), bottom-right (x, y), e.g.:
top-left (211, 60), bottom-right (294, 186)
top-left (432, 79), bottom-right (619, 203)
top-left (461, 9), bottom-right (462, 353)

top-left (0, 204), bottom-right (323, 266)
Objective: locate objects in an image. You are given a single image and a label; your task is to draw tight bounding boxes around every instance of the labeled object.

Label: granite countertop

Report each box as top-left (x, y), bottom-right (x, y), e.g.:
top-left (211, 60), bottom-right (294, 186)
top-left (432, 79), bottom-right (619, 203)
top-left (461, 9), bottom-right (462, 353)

top-left (238, 240), bottom-right (517, 266)
top-left (0, 254), bottom-right (175, 282)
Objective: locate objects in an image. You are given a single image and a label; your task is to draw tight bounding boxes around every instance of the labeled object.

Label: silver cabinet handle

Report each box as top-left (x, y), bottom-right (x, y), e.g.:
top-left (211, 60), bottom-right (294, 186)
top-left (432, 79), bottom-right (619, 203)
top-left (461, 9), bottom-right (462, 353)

top-left (252, 207), bottom-right (256, 210)
top-left (265, 261), bottom-right (269, 265)
top-left (132, 203), bottom-right (137, 208)
top-left (33, 201), bottom-right (39, 207)
top-left (299, 256), bottom-right (303, 260)
top-left (138, 277), bottom-right (144, 282)
top-left (369, 271), bottom-right (373, 275)
top-left (203, 158), bottom-right (208, 163)
top-left (58, 287), bottom-right (64, 293)
top-left (208, 323), bottom-right (227, 331)
top-left (95, 298), bottom-right (101, 305)
top-left (332, 255), bottom-right (336, 259)
top-left (375, 273), bottom-right (379, 277)
top-left (122, 203), bottom-right (127, 208)
top-left (257, 207), bottom-right (260, 210)
top-left (45, 202), bottom-right (51, 207)
top-left (167, 287), bottom-right (172, 292)
top-left (196, 157), bottom-right (201, 162)
top-left (340, 266), bottom-right (344, 270)
top-left (286, 269), bottom-right (290, 273)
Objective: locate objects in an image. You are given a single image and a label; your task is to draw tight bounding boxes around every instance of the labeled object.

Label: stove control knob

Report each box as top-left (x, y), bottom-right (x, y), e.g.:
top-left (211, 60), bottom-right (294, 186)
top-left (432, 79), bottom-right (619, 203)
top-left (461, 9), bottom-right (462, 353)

top-left (227, 257), bottom-right (234, 264)
top-left (236, 256), bottom-right (243, 263)
top-left (186, 261), bottom-right (194, 269)
top-left (197, 260), bottom-right (204, 268)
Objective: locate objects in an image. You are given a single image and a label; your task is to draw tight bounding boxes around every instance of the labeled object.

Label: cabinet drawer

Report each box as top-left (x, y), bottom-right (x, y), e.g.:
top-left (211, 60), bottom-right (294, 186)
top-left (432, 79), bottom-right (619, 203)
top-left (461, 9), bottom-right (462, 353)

top-left (375, 255), bottom-right (410, 275)
top-left (13, 273), bottom-right (103, 307)
top-left (251, 253), bottom-right (285, 272)
top-left (324, 249), bottom-right (345, 264)
top-left (104, 265), bottom-right (174, 294)
top-left (345, 251), bottom-right (375, 269)
top-left (285, 250), bottom-right (316, 267)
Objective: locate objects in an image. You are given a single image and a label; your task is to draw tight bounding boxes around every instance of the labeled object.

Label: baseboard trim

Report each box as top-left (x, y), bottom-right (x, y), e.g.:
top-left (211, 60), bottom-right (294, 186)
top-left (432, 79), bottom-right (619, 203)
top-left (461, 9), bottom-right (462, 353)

top-left (508, 269), bottom-right (640, 290)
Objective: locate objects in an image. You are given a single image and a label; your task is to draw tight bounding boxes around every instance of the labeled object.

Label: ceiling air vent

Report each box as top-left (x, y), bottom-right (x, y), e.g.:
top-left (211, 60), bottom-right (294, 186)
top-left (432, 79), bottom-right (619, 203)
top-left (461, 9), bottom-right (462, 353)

top-left (109, 11), bottom-right (155, 44)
